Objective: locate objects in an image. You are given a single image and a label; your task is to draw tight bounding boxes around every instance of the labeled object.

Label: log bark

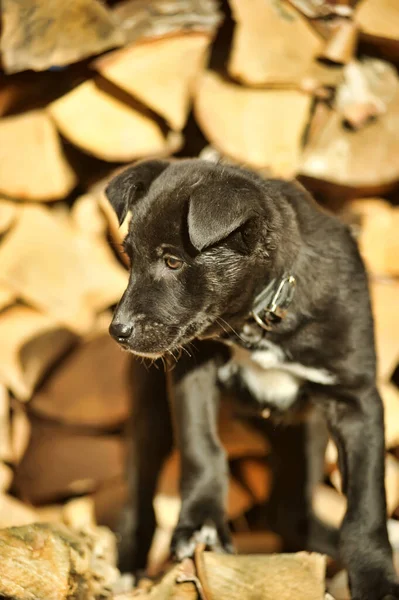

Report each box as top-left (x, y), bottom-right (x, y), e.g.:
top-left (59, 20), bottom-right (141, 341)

top-left (0, 0), bottom-right (124, 74)
top-left (0, 523), bottom-right (119, 599)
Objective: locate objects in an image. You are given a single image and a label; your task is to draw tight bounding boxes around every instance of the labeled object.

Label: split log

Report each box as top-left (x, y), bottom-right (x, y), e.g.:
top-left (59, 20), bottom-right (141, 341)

top-left (313, 484), bottom-right (346, 528)
top-left (0, 523), bottom-right (120, 599)
top-left (300, 88), bottom-right (399, 193)
top-left (370, 280), bottom-right (399, 381)
top-left (30, 334), bottom-right (130, 429)
top-left (0, 204), bottom-right (128, 334)
top-left (0, 285), bottom-right (16, 312)
top-left (0, 464), bottom-right (13, 493)
top-left (228, 0), bottom-right (322, 86)
top-left (0, 306), bottom-right (77, 401)
top-left (13, 418), bottom-right (125, 504)
top-left (0, 110), bottom-right (77, 201)
top-left (112, 0), bottom-right (222, 45)
top-left (48, 79), bottom-right (182, 162)
top-left (0, 494), bottom-right (39, 528)
top-left (356, 0), bottom-right (399, 42)
top-left (347, 198), bottom-right (399, 277)
top-left (94, 33), bottom-right (213, 131)
top-left (318, 20), bottom-right (358, 65)
top-left (195, 71), bottom-right (312, 176)
top-left (11, 401), bottom-right (31, 465)
top-left (380, 382), bottom-right (399, 449)
top-left (330, 454), bottom-right (399, 516)
top-left (335, 59), bottom-right (399, 129)
top-left (197, 551), bottom-right (326, 600)
top-left (0, 385), bottom-right (12, 462)
top-left (0, 198), bottom-right (19, 234)
top-left (237, 458), bottom-right (271, 504)
top-left (0, 0), bottom-right (124, 74)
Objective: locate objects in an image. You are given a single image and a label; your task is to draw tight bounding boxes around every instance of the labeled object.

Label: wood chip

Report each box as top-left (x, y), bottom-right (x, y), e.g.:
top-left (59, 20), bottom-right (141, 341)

top-left (356, 0), bottom-right (399, 42)
top-left (48, 79), bottom-right (182, 162)
top-left (0, 110), bottom-right (77, 201)
top-left (0, 523), bottom-right (120, 599)
top-left (0, 306), bottom-right (77, 401)
top-left (300, 88), bottom-right (399, 191)
top-left (30, 334), bottom-right (130, 429)
top-left (0, 0), bottom-right (124, 73)
top-left (228, 0), bottom-right (322, 86)
top-left (195, 71), bottom-right (311, 176)
top-left (13, 418), bottom-right (125, 503)
top-left (95, 33), bottom-right (212, 130)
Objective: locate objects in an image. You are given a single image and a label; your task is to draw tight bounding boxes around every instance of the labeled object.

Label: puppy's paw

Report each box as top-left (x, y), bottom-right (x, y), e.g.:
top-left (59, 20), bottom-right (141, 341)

top-left (171, 520), bottom-right (234, 561)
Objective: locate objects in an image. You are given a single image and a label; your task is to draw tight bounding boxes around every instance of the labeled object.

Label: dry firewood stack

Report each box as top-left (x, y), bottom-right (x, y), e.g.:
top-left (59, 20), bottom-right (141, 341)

top-left (0, 0), bottom-right (398, 598)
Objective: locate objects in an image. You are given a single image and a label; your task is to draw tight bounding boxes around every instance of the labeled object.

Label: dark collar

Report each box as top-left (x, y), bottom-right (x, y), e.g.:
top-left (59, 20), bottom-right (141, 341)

top-left (251, 274), bottom-right (296, 332)
top-left (220, 274), bottom-right (296, 349)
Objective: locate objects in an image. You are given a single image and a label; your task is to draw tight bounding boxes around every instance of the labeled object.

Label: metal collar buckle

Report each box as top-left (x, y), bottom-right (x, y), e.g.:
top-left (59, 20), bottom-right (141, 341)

top-left (251, 275), bottom-right (296, 331)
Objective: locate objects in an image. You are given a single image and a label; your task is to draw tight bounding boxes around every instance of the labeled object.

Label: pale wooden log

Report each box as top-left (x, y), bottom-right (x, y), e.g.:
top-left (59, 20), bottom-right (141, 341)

top-left (195, 71), bottom-right (312, 176)
top-left (48, 79), bottom-right (182, 162)
top-left (13, 418), bottom-right (125, 503)
top-left (0, 385), bottom-right (12, 462)
top-left (380, 382), bottom-right (399, 449)
top-left (0, 110), bottom-right (77, 201)
top-left (335, 59), bottom-right (399, 129)
top-left (0, 306), bottom-right (77, 401)
top-left (238, 458), bottom-right (271, 504)
top-left (356, 0), bottom-right (399, 42)
top-left (197, 551), bottom-right (326, 600)
top-left (348, 198), bottom-right (399, 277)
top-left (0, 204), bottom-right (128, 334)
top-left (0, 523), bottom-right (120, 600)
top-left (0, 198), bottom-right (19, 234)
top-left (330, 454), bottom-right (399, 516)
top-left (0, 285), bottom-right (16, 312)
top-left (0, 494), bottom-right (39, 528)
top-left (112, 0), bottom-right (222, 44)
top-left (11, 402), bottom-right (31, 465)
top-left (30, 334), bottom-right (130, 429)
top-left (0, 0), bottom-right (124, 74)
top-left (63, 497), bottom-right (96, 530)
top-left (70, 193), bottom-right (107, 238)
top-left (0, 463), bottom-right (13, 493)
top-left (318, 20), bottom-right (358, 65)
top-left (95, 33), bottom-right (212, 131)
top-left (370, 280), bottom-right (399, 380)
top-left (313, 483), bottom-right (346, 528)
top-left (300, 89), bottom-right (399, 191)
top-left (228, 0), bottom-right (322, 86)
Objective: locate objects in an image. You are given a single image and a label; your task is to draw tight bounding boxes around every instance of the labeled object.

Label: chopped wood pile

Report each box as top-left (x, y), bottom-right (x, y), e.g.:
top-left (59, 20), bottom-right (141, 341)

top-left (0, 0), bottom-right (398, 598)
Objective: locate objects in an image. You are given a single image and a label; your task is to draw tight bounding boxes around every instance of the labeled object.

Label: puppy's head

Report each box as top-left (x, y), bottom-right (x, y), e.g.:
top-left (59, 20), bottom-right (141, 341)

top-left (106, 158), bottom-right (293, 357)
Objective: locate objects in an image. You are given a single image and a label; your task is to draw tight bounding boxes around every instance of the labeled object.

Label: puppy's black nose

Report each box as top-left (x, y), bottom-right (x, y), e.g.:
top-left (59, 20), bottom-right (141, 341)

top-left (109, 321), bottom-right (133, 340)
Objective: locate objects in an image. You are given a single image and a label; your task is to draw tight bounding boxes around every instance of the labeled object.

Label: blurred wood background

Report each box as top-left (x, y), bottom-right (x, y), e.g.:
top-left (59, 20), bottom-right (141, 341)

top-left (0, 0), bottom-right (398, 598)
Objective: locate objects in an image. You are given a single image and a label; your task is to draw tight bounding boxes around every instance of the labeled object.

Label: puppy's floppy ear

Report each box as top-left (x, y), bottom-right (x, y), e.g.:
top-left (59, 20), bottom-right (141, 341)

top-left (188, 176), bottom-right (261, 251)
top-left (105, 159), bottom-right (170, 225)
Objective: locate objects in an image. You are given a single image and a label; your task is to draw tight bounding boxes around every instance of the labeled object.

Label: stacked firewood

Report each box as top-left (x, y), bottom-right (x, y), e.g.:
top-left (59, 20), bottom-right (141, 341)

top-left (0, 0), bottom-right (398, 598)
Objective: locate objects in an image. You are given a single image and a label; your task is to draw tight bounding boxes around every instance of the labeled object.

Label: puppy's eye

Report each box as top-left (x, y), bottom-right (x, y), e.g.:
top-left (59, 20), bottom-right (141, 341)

top-left (164, 255), bottom-right (183, 270)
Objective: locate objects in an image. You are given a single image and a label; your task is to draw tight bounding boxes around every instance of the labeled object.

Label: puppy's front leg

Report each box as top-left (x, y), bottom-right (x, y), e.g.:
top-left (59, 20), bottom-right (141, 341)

top-left (324, 385), bottom-right (399, 600)
top-left (169, 345), bottom-right (233, 561)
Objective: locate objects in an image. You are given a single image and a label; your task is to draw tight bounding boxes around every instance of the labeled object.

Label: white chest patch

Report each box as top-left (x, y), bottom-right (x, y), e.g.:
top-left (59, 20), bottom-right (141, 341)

top-left (218, 340), bottom-right (336, 411)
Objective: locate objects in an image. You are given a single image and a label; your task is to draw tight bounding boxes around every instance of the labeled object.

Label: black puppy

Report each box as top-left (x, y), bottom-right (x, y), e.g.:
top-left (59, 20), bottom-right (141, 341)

top-left (107, 158), bottom-right (398, 600)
